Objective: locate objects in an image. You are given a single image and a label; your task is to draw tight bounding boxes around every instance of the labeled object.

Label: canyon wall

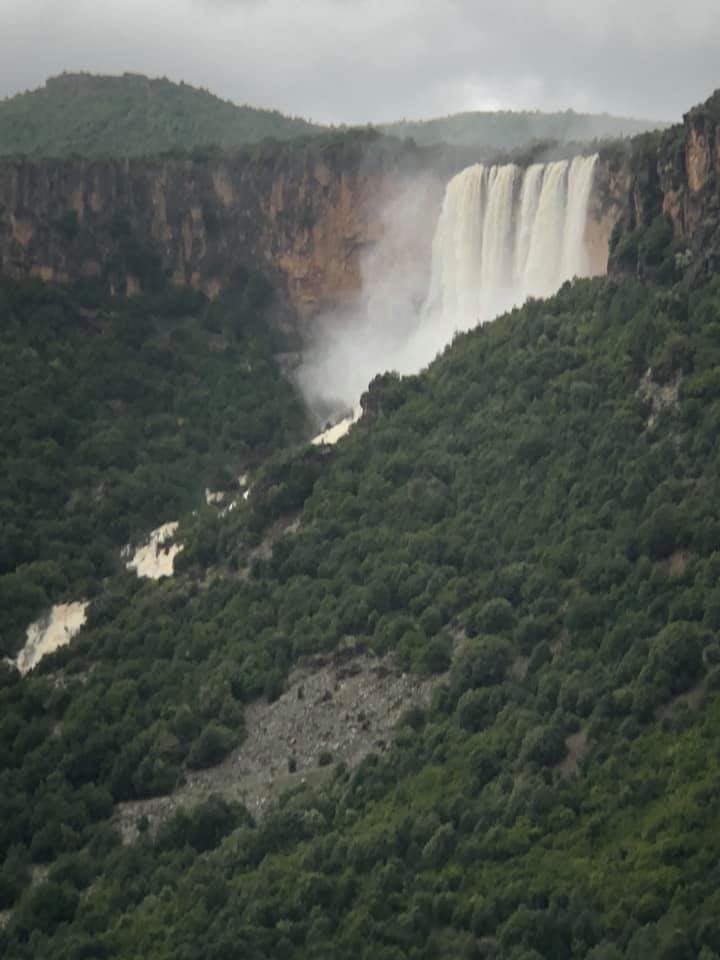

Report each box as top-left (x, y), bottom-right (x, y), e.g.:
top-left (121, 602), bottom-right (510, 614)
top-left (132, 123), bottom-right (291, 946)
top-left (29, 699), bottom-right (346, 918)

top-left (7, 91), bottom-right (719, 322)
top-left (0, 136), bottom-right (444, 321)
top-left (608, 90), bottom-right (720, 277)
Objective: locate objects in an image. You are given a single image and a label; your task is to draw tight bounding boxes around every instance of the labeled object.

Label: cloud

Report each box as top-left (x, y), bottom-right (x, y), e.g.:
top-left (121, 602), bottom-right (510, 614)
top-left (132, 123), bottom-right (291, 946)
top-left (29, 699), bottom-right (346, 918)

top-left (0, 0), bottom-right (718, 123)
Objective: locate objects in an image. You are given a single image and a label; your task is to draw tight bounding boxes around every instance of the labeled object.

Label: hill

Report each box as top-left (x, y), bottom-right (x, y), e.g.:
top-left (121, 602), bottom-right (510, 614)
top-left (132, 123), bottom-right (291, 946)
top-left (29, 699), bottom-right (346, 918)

top-left (381, 109), bottom-right (666, 149)
top-left (0, 72), bottom-right (664, 160)
top-left (0, 72), bottom-right (322, 158)
top-left (2, 177), bottom-right (720, 958)
top-left (0, 275), bottom-right (306, 656)
top-left (1, 89), bottom-right (720, 960)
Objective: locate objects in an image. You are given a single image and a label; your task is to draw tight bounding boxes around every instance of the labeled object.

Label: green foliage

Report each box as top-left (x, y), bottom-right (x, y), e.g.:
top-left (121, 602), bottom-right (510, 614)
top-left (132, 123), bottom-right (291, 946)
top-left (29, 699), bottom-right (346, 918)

top-left (0, 72), bottom-right (321, 158)
top-left (0, 72), bottom-right (665, 168)
top-left (381, 109), bottom-right (663, 149)
top-left (187, 723), bottom-right (237, 770)
top-left (4, 230), bottom-right (720, 958)
top-left (520, 723), bottom-right (567, 766)
top-left (0, 278), bottom-right (306, 653)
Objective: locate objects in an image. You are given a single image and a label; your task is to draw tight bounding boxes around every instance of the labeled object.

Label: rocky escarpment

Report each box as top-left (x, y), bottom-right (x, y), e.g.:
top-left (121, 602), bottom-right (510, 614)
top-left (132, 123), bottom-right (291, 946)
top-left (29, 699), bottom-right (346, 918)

top-left (0, 135), bottom-right (444, 321)
top-left (607, 90), bottom-right (720, 278)
top-left (585, 150), bottom-right (633, 275)
top-left (6, 100), bottom-right (710, 321)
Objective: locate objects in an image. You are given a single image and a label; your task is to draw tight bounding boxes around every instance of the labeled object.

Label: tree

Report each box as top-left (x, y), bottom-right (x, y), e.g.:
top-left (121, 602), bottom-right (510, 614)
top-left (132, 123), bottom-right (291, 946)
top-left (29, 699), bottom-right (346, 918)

top-left (187, 723), bottom-right (235, 769)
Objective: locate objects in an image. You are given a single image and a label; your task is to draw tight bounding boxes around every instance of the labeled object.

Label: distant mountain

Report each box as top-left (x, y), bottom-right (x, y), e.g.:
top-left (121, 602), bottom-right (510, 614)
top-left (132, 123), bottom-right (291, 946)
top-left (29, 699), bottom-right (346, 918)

top-left (0, 72), bottom-right (667, 160)
top-left (0, 72), bottom-right (322, 158)
top-left (380, 108), bottom-right (667, 148)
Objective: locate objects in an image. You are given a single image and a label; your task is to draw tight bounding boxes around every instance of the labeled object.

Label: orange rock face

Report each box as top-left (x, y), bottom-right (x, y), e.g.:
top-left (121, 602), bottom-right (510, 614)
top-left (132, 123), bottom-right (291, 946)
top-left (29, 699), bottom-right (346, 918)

top-left (0, 135), bottom-right (655, 321)
top-left (0, 145), bottom-right (449, 324)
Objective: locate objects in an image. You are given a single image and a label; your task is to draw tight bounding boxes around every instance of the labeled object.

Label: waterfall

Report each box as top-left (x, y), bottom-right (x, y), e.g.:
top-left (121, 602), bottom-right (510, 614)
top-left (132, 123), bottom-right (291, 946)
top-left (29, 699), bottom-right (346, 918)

top-left (426, 154), bottom-right (598, 330)
top-left (298, 153), bottom-right (599, 417)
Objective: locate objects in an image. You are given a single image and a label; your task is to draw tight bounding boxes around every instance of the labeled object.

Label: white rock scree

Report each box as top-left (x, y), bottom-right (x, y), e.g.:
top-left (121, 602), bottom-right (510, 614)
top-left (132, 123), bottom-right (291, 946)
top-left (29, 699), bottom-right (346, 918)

top-left (14, 602), bottom-right (89, 675)
top-left (311, 408), bottom-right (360, 446)
top-left (124, 522), bottom-right (183, 580)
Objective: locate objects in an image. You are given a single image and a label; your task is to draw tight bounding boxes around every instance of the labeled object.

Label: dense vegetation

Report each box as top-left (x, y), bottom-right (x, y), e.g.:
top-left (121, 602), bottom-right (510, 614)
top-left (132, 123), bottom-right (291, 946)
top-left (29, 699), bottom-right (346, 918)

top-left (0, 73), bottom-right (321, 158)
top-left (2, 203), bottom-right (720, 957)
top-left (0, 72), bottom-right (665, 161)
top-left (0, 276), bottom-right (306, 656)
top-left (380, 109), bottom-right (666, 150)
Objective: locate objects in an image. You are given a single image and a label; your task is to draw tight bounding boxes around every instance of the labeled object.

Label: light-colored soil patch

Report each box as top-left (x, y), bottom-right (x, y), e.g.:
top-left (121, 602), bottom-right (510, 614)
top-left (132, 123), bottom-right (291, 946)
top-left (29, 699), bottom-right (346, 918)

top-left (311, 408), bottom-right (359, 446)
top-left (656, 682), bottom-right (705, 720)
top-left (115, 644), bottom-right (442, 843)
top-left (637, 369), bottom-right (681, 430)
top-left (31, 865), bottom-right (49, 885)
top-left (558, 729), bottom-right (588, 778)
top-left (125, 522), bottom-right (182, 579)
top-left (16, 602), bottom-right (89, 675)
top-left (510, 655), bottom-right (529, 681)
top-left (658, 549), bottom-right (690, 578)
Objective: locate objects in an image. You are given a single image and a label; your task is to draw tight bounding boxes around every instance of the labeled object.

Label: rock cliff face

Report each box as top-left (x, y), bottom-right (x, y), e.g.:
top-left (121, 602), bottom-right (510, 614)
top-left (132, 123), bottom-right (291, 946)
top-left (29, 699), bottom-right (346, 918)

top-left (0, 137), bottom-right (443, 321)
top-left (661, 94), bottom-right (720, 272)
top-left (585, 153), bottom-right (632, 275)
top-left (7, 94), bottom-right (717, 323)
top-left (607, 90), bottom-right (720, 277)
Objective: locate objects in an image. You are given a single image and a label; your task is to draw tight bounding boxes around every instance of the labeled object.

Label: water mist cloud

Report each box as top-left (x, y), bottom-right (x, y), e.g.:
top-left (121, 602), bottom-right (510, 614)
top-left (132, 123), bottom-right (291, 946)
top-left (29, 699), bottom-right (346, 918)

top-left (297, 155), bottom-right (600, 423)
top-left (296, 173), bottom-right (448, 421)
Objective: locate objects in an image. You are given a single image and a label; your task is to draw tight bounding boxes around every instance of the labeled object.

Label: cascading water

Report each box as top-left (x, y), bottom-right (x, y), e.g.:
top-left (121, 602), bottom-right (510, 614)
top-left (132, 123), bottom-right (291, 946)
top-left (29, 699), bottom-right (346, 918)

top-left (299, 153), bottom-right (600, 426)
top-left (425, 154), bottom-right (598, 330)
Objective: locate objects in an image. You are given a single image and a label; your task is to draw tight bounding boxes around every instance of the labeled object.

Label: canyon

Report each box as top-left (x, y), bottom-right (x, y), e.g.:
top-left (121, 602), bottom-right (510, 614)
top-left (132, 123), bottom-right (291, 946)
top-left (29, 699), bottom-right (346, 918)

top-left (0, 142), bottom-right (614, 323)
top-left (2, 94), bottom-right (719, 329)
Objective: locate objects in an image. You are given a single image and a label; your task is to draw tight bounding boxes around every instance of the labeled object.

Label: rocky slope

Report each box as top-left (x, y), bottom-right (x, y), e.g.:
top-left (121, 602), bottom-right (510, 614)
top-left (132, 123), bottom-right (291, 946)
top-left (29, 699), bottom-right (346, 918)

top-left (115, 641), bottom-right (442, 841)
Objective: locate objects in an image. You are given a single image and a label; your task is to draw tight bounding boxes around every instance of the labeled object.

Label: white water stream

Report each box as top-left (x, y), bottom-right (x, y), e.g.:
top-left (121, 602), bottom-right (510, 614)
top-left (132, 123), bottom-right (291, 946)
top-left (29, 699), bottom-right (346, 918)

top-left (425, 154), bottom-right (598, 329)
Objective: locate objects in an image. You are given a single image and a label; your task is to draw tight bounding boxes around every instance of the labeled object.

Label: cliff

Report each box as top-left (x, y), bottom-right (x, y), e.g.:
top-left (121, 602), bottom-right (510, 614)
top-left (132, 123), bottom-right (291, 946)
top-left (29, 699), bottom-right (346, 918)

top-left (607, 90), bottom-right (720, 278)
top-left (0, 135), bottom-right (445, 322)
top-left (6, 94), bottom-right (718, 322)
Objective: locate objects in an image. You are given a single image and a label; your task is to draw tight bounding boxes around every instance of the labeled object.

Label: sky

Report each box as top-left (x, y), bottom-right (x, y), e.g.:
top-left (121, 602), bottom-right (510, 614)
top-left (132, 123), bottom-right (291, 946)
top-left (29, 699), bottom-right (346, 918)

top-left (1, 0), bottom-right (718, 124)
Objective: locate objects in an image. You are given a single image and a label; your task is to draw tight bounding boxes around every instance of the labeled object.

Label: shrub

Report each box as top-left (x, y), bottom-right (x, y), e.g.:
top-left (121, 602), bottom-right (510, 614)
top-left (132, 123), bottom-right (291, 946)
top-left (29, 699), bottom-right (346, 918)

top-left (648, 622), bottom-right (703, 695)
top-left (520, 724), bottom-right (566, 766)
top-left (477, 598), bottom-right (515, 634)
top-left (417, 634), bottom-right (452, 674)
top-left (187, 723), bottom-right (235, 770)
top-left (457, 689), bottom-right (500, 733)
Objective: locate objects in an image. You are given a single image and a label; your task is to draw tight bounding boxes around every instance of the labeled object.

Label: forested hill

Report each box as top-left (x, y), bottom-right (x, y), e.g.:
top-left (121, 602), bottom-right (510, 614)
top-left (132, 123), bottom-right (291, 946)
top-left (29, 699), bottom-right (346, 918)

top-left (380, 109), bottom-right (666, 149)
top-left (0, 72), bottom-right (664, 159)
top-left (0, 276), bottom-right (307, 656)
top-left (0, 73), bottom-right (322, 158)
top-left (3, 174), bottom-right (720, 957)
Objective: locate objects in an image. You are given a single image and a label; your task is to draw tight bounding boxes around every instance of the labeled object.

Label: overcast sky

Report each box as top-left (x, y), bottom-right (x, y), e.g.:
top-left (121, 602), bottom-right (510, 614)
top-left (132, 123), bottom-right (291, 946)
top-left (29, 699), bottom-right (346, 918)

top-left (1, 0), bottom-right (718, 124)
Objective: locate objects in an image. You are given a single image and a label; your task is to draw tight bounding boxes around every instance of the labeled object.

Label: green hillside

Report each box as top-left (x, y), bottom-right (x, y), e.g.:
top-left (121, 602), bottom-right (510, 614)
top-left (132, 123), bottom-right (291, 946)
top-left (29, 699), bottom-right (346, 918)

top-left (2, 195), bottom-right (720, 958)
top-left (0, 72), bottom-right (664, 160)
top-left (0, 73), bottom-right (322, 158)
top-left (0, 274), bottom-right (306, 656)
top-left (381, 109), bottom-right (665, 149)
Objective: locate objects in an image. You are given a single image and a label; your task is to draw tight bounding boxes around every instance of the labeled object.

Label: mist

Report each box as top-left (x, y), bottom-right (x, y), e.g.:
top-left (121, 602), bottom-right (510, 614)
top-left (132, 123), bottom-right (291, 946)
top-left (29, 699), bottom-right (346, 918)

top-left (298, 153), bottom-right (600, 429)
top-left (297, 173), bottom-right (447, 424)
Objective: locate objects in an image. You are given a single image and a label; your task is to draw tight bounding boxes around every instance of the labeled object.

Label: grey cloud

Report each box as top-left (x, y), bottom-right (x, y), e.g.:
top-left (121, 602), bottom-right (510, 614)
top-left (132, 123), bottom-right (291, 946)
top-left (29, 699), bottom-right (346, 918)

top-left (0, 0), bottom-right (718, 123)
